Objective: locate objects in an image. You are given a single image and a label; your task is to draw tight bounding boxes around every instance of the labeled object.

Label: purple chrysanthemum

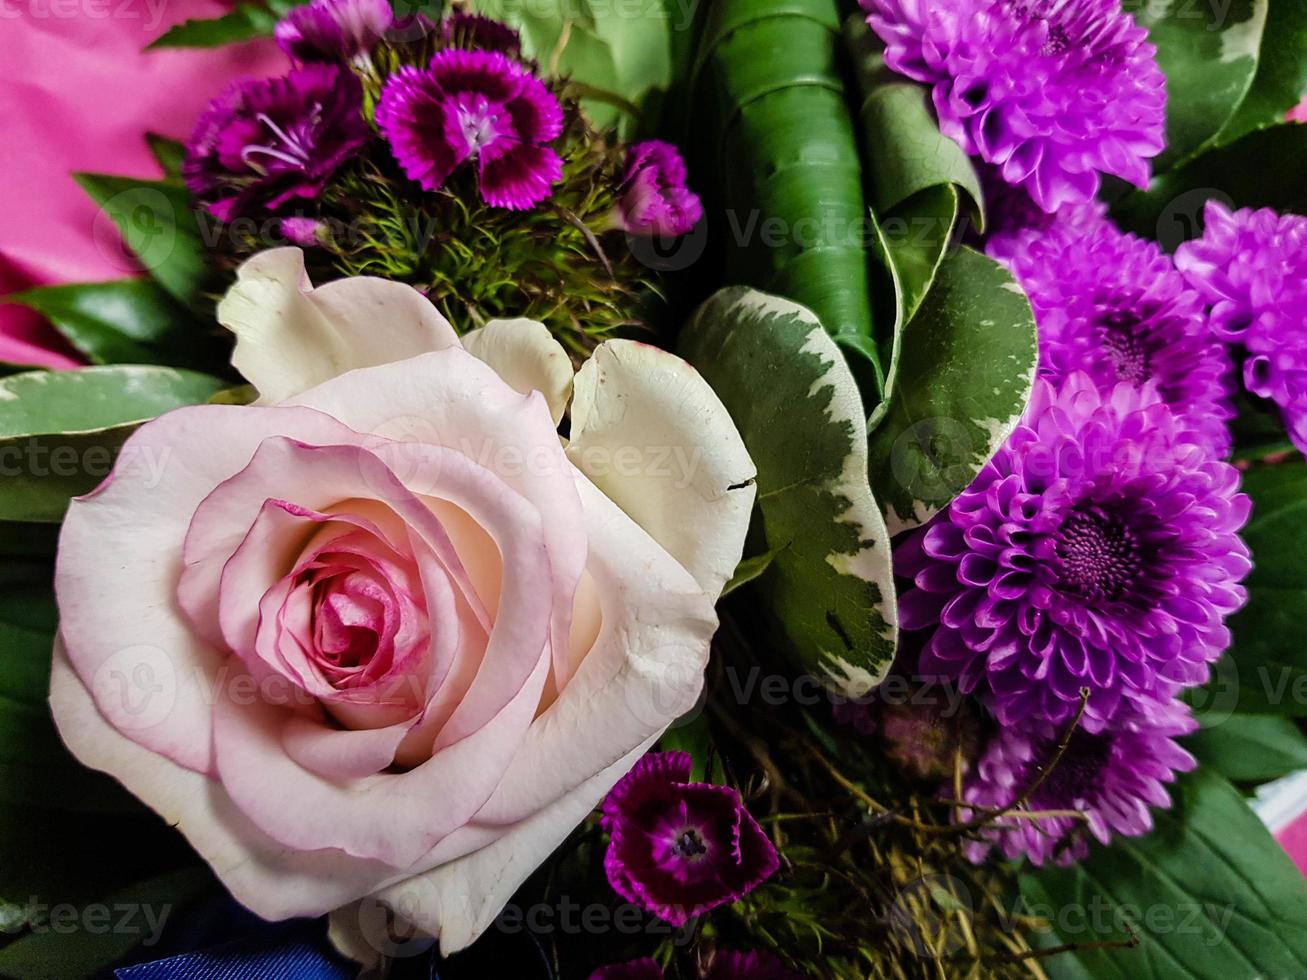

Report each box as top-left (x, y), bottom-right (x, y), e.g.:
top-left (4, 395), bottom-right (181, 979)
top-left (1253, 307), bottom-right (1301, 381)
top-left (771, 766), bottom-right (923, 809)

top-left (898, 373), bottom-right (1250, 733)
top-left (375, 49), bottom-right (564, 210)
top-left (184, 65), bottom-right (369, 222)
top-left (960, 695), bottom-right (1197, 865)
top-left (707, 950), bottom-right (805, 979)
top-left (991, 211), bottom-right (1236, 457)
top-left (601, 752), bottom-right (779, 926)
top-left (864, 0), bottom-right (1166, 212)
top-left (613, 141), bottom-right (703, 237)
top-left (275, 0), bottom-right (392, 64)
top-left (589, 958), bottom-right (665, 980)
top-left (1175, 200), bottom-right (1307, 454)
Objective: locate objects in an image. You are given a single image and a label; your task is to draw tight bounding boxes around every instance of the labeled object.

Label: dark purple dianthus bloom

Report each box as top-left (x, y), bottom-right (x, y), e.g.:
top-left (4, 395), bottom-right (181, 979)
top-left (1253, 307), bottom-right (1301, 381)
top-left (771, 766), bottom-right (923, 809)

top-left (601, 751), bottom-right (779, 926)
top-left (588, 958), bottom-right (665, 980)
top-left (275, 0), bottom-right (393, 64)
top-left (991, 210), bottom-right (1235, 457)
top-left (1175, 200), bottom-right (1307, 455)
top-left (439, 11), bottom-right (524, 54)
top-left (961, 695), bottom-right (1197, 865)
top-left (864, 0), bottom-right (1166, 212)
top-left (707, 950), bottom-right (805, 979)
top-left (897, 373), bottom-right (1251, 733)
top-left (376, 49), bottom-right (564, 210)
top-left (613, 141), bottom-right (703, 237)
top-left (184, 65), bottom-right (369, 222)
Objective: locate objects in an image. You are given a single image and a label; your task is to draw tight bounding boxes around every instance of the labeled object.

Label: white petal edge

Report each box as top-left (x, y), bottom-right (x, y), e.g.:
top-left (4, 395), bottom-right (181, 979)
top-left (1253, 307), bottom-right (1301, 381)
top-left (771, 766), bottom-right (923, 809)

top-left (461, 318), bottom-right (574, 426)
top-left (217, 248), bottom-right (461, 404)
top-left (566, 340), bottom-right (757, 602)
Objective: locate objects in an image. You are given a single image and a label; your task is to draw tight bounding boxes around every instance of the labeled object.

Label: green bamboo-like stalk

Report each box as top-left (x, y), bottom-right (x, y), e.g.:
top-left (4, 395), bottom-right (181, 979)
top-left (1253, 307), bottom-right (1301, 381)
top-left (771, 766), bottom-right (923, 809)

top-left (693, 0), bottom-right (883, 395)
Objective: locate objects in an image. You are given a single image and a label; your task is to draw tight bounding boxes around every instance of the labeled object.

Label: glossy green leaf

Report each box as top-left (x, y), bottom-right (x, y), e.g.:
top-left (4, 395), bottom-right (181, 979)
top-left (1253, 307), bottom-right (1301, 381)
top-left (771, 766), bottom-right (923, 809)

top-left (1200, 463), bottom-right (1307, 716)
top-left (1136, 0), bottom-right (1266, 171)
top-left (694, 0), bottom-right (882, 394)
top-left (8, 280), bottom-right (212, 368)
top-left (1216, 0), bottom-right (1307, 144)
top-left (73, 174), bottom-right (213, 309)
top-left (1017, 767), bottom-right (1307, 979)
top-left (680, 287), bottom-right (896, 695)
top-left (866, 246), bottom-right (1037, 534)
top-left (1112, 124), bottom-right (1307, 245)
top-left (0, 367), bottom-right (227, 522)
top-left (1230, 389), bottom-right (1297, 462)
top-left (1187, 714), bottom-right (1307, 783)
top-left (147, 3), bottom-right (278, 49)
top-left (843, 14), bottom-right (982, 224)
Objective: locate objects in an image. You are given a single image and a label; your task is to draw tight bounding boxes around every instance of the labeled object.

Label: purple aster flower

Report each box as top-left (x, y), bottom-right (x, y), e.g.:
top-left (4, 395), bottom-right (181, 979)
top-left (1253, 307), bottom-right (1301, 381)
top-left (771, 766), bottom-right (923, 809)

top-left (589, 959), bottom-right (664, 980)
top-left (612, 141), bottom-right (703, 237)
top-left (864, 0), bottom-right (1166, 212)
top-left (991, 211), bottom-right (1236, 457)
top-left (439, 11), bottom-right (523, 54)
top-left (707, 950), bottom-right (805, 979)
top-left (880, 693), bottom-right (979, 782)
top-left (1175, 200), bottom-right (1307, 455)
top-left (960, 695), bottom-right (1196, 865)
top-left (375, 49), bottom-right (564, 210)
top-left (184, 65), bottom-right (369, 222)
top-left (275, 0), bottom-right (392, 64)
top-left (897, 373), bottom-right (1251, 733)
top-left (601, 751), bottom-right (779, 926)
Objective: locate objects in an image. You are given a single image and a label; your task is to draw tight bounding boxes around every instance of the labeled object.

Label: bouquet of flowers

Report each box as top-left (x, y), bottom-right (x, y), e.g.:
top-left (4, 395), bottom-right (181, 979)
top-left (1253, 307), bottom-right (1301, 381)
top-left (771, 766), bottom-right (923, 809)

top-left (3, 0), bottom-right (1307, 978)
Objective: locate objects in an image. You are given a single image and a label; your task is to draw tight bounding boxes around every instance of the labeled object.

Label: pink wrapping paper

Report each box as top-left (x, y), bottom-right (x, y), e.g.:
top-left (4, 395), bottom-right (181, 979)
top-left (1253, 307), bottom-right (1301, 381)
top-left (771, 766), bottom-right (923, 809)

top-left (0, 2), bottom-right (285, 367)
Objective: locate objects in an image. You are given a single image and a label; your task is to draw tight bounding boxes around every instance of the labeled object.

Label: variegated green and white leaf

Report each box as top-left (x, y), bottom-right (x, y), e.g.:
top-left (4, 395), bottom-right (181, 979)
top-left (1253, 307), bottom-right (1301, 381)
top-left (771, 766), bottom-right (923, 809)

top-left (866, 246), bottom-right (1037, 536)
top-left (679, 287), bottom-right (896, 694)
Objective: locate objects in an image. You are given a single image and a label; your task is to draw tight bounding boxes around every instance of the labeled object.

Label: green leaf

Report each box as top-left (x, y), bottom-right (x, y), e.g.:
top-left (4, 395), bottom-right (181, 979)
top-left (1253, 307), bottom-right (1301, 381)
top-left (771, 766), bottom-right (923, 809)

top-left (1231, 389), bottom-right (1297, 462)
top-left (7, 280), bottom-right (212, 368)
top-left (1187, 714), bottom-right (1307, 783)
top-left (1135, 0), bottom-right (1266, 171)
top-left (1199, 462), bottom-right (1307, 716)
top-left (0, 866), bottom-right (211, 980)
top-left (73, 174), bottom-right (213, 309)
top-left (1112, 124), bottom-right (1307, 246)
top-left (1017, 767), bottom-right (1307, 979)
top-left (146, 3), bottom-right (278, 49)
top-left (1216, 0), bottom-right (1307, 144)
top-left (843, 15), bottom-right (983, 225)
top-left (693, 0), bottom-right (883, 394)
top-left (0, 367), bottom-right (227, 522)
top-left (721, 550), bottom-right (779, 599)
top-left (145, 133), bottom-right (187, 182)
top-left (866, 246), bottom-right (1037, 534)
top-left (680, 287), bottom-right (897, 695)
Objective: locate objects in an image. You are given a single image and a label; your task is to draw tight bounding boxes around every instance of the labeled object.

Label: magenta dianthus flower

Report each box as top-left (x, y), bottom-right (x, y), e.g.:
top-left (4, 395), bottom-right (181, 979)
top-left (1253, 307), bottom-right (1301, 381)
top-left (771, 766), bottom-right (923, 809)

top-left (897, 374), bottom-right (1251, 733)
top-left (184, 65), bottom-right (369, 222)
top-left (439, 11), bottom-right (524, 54)
top-left (376, 49), bottom-right (564, 210)
top-left (601, 752), bottom-right (778, 926)
top-left (707, 950), bottom-right (804, 979)
top-left (961, 696), bottom-right (1197, 865)
top-left (864, 0), bottom-right (1166, 212)
top-left (275, 0), bottom-right (392, 64)
top-left (991, 212), bottom-right (1235, 457)
top-left (1175, 200), bottom-right (1307, 455)
top-left (613, 141), bottom-right (703, 237)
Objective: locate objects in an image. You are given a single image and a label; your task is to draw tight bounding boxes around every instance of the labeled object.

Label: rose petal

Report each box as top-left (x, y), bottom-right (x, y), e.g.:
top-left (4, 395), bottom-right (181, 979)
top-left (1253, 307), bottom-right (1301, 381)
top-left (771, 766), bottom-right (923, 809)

top-left (567, 340), bottom-right (756, 602)
top-left (461, 318), bottom-right (573, 425)
top-left (217, 248), bottom-right (460, 404)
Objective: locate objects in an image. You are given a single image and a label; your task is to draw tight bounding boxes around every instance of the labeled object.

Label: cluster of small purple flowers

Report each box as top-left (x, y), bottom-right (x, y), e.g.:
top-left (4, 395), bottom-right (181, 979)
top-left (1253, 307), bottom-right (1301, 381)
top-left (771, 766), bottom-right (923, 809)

top-left (183, 0), bottom-right (700, 235)
top-left (864, 1), bottom-right (1297, 868)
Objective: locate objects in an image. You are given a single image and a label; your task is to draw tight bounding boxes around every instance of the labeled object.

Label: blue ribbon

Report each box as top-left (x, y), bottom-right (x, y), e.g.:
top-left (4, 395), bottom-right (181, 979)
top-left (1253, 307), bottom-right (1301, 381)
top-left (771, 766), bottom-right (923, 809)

top-left (114, 924), bottom-right (355, 980)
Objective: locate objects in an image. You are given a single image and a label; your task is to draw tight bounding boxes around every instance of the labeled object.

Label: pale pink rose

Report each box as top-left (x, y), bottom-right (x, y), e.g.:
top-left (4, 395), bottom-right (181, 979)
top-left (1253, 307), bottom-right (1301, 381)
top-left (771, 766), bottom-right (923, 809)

top-left (49, 249), bottom-right (755, 955)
